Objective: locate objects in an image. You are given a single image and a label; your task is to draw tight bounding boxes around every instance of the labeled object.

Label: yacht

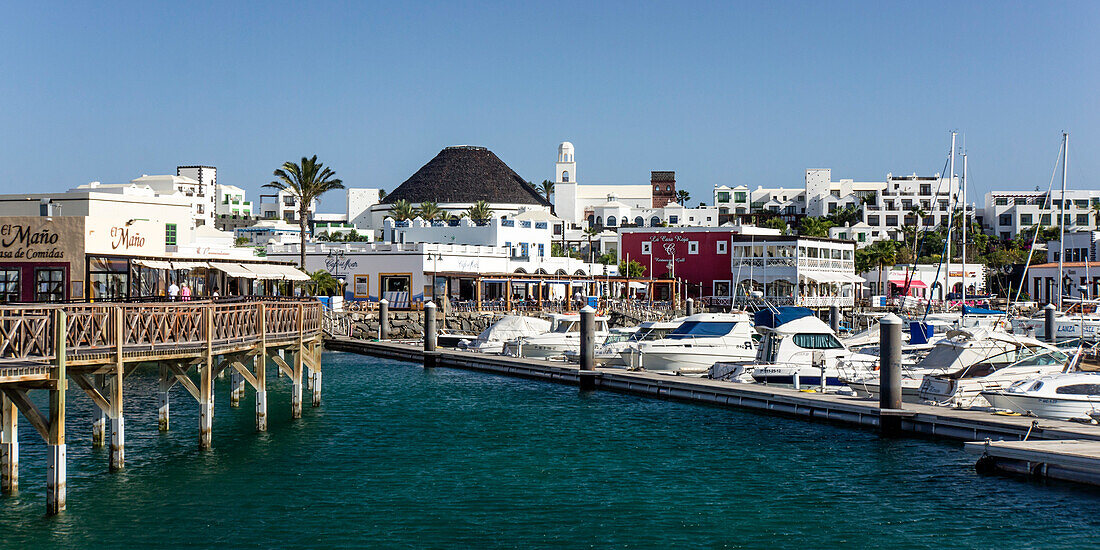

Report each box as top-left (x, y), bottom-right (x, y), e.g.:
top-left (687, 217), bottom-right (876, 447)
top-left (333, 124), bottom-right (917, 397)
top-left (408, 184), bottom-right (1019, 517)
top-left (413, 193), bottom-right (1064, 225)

top-left (982, 371), bottom-right (1100, 421)
top-left (1012, 311), bottom-right (1100, 342)
top-left (503, 313), bottom-right (610, 359)
top-left (564, 326), bottom-right (638, 366)
top-left (917, 336), bottom-right (1067, 408)
top-left (629, 313), bottom-right (755, 374)
top-left (616, 319), bottom-right (684, 368)
top-left (459, 315), bottom-right (551, 354)
top-left (748, 307), bottom-right (856, 386)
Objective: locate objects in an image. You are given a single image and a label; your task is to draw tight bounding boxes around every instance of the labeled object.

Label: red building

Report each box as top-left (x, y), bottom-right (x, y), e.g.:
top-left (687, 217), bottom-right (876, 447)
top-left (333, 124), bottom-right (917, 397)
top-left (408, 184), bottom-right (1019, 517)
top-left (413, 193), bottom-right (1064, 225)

top-left (619, 227), bottom-right (737, 299)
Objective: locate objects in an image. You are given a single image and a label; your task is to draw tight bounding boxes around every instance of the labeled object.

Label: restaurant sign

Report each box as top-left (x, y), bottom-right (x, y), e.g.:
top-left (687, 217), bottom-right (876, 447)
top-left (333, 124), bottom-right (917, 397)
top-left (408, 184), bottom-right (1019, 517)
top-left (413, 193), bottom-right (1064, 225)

top-left (0, 223), bottom-right (65, 259)
top-left (86, 218), bottom-right (166, 256)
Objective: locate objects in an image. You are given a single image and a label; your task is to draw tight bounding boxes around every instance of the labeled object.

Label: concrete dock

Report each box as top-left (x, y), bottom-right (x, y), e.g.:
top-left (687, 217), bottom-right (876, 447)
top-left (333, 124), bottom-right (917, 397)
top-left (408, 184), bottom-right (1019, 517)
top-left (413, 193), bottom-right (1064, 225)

top-left (325, 337), bottom-right (1100, 444)
top-left (966, 440), bottom-right (1100, 486)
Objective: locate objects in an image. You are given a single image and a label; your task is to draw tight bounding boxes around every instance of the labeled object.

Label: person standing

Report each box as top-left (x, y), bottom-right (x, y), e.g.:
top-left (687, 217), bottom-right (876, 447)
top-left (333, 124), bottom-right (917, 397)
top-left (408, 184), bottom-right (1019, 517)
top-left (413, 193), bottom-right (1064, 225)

top-left (180, 283), bottom-right (192, 301)
top-left (168, 281), bottom-right (180, 301)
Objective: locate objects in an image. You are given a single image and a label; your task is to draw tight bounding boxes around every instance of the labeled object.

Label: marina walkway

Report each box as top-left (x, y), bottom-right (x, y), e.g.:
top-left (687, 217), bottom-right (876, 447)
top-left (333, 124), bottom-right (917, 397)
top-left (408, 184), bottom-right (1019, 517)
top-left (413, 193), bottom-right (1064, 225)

top-left (1, 299), bottom-right (323, 514)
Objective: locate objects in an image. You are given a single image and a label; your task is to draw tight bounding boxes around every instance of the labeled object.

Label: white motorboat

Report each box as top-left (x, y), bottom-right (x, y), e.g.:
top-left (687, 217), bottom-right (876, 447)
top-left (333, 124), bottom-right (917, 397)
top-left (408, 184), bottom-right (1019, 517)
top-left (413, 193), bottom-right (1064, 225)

top-left (503, 313), bottom-right (610, 359)
top-left (564, 326), bottom-right (638, 366)
top-left (616, 319), bottom-right (684, 368)
top-left (1012, 312), bottom-right (1100, 342)
top-left (748, 307), bottom-right (856, 386)
top-left (918, 338), bottom-right (1068, 408)
top-left (630, 313), bottom-right (755, 374)
top-left (459, 315), bottom-right (551, 354)
top-left (982, 371), bottom-right (1100, 421)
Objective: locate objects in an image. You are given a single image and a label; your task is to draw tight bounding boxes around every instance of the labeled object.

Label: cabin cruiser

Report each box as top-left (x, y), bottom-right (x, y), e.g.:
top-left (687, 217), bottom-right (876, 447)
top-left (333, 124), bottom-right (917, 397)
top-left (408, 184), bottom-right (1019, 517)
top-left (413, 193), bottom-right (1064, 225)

top-left (629, 313), bottom-right (755, 374)
top-left (1012, 312), bottom-right (1100, 342)
top-left (568, 319), bottom-right (684, 367)
top-left (917, 334), bottom-right (1067, 408)
top-left (459, 315), bottom-right (551, 354)
top-left (982, 371), bottom-right (1100, 421)
top-left (502, 313), bottom-right (610, 359)
top-left (748, 307), bottom-right (856, 386)
top-left (564, 326), bottom-right (638, 366)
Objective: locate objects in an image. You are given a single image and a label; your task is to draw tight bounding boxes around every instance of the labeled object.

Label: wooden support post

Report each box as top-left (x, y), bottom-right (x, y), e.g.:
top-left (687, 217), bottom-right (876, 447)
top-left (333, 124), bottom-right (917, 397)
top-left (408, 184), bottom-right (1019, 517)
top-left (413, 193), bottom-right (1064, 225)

top-left (256, 303), bottom-right (267, 431)
top-left (291, 304), bottom-right (304, 419)
top-left (47, 309), bottom-right (67, 515)
top-left (229, 369), bottom-right (242, 408)
top-left (110, 307), bottom-right (124, 471)
top-left (200, 307), bottom-right (213, 450)
top-left (1, 393), bottom-right (16, 494)
top-left (158, 364), bottom-right (171, 431)
top-left (312, 340), bottom-right (322, 408)
top-left (92, 374), bottom-right (106, 447)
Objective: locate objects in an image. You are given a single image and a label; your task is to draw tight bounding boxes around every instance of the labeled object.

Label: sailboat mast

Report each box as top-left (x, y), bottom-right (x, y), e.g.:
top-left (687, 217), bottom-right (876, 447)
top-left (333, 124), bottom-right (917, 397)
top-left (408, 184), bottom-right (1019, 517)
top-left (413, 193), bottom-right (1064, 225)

top-left (1059, 132), bottom-right (1068, 311)
top-left (947, 131), bottom-right (956, 305)
top-left (962, 151), bottom-right (968, 311)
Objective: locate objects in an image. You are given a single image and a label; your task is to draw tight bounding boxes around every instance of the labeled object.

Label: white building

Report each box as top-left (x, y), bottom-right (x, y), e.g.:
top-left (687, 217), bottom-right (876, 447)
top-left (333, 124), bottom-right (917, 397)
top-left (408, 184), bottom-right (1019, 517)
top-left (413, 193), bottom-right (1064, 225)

top-left (1046, 231), bottom-right (1100, 264)
top-left (860, 263), bottom-right (987, 302)
top-left (215, 184), bottom-right (253, 217)
top-left (983, 190), bottom-right (1100, 241)
top-left (383, 215), bottom-right (553, 260)
top-left (258, 188), bottom-right (318, 222)
top-left (551, 142), bottom-right (671, 230)
top-left (346, 188), bottom-right (383, 228)
top-left (234, 219), bottom-right (303, 246)
top-left (176, 165), bottom-right (219, 227)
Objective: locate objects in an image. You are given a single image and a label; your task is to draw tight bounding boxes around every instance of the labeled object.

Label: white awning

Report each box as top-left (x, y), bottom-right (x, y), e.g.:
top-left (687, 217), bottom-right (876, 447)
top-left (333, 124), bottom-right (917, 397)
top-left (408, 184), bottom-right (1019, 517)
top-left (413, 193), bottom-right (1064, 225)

top-left (844, 273), bottom-right (866, 283)
top-left (242, 263), bottom-right (310, 281)
top-left (132, 259), bottom-right (172, 269)
top-left (802, 272), bottom-right (850, 284)
top-left (211, 262), bottom-right (257, 278)
top-left (170, 261), bottom-right (209, 270)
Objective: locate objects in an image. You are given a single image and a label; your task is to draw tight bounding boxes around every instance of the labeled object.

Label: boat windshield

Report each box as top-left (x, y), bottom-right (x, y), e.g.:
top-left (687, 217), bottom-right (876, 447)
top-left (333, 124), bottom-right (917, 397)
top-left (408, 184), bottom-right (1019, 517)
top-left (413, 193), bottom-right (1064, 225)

top-left (603, 332), bottom-right (633, 345)
top-left (951, 347), bottom-right (1067, 379)
top-left (551, 321), bottom-right (579, 333)
top-left (666, 321), bottom-right (737, 339)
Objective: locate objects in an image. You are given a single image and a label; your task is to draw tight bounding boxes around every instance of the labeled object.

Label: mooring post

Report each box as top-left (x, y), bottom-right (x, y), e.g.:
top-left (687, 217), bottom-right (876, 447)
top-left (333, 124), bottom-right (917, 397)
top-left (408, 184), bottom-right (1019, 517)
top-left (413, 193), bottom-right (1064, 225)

top-left (423, 301), bottom-right (438, 369)
top-left (256, 303), bottom-right (268, 431)
top-left (830, 305), bottom-right (840, 333)
top-left (92, 373), bottom-right (106, 446)
top-left (1, 393), bottom-right (17, 494)
top-left (110, 307), bottom-right (124, 471)
top-left (1044, 303), bottom-right (1057, 343)
top-left (686, 297), bottom-right (695, 316)
top-left (379, 298), bottom-right (390, 340)
top-left (200, 307), bottom-right (213, 450)
top-left (878, 313), bottom-right (903, 434)
top-left (230, 369), bottom-right (242, 408)
top-left (47, 309), bottom-right (67, 515)
top-left (578, 305), bottom-right (597, 390)
top-left (158, 364), bottom-right (170, 431)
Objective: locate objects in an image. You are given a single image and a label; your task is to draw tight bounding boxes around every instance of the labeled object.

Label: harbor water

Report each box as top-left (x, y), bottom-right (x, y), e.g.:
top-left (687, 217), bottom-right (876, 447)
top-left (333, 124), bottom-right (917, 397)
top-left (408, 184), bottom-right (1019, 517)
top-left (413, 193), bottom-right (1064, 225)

top-left (2, 351), bottom-right (1099, 548)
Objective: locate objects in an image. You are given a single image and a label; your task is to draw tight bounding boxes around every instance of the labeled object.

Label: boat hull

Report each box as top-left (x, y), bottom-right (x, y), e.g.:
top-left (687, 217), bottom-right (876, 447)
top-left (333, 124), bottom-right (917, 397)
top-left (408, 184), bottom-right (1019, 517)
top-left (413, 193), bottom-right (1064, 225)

top-left (982, 391), bottom-right (1100, 421)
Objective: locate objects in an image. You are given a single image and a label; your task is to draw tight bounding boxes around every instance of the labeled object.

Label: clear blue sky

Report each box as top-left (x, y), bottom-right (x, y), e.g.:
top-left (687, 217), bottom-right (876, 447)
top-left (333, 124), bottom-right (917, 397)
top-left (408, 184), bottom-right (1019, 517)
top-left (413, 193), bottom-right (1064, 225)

top-left (1, 1), bottom-right (1096, 212)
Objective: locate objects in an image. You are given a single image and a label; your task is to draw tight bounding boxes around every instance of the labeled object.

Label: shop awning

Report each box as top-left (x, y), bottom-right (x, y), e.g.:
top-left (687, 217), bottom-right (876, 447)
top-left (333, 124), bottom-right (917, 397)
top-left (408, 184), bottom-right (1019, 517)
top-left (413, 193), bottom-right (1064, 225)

top-left (889, 278), bottom-right (927, 288)
top-left (802, 272), bottom-right (841, 283)
top-left (170, 261), bottom-right (209, 271)
top-left (132, 259), bottom-right (172, 269)
top-left (243, 263), bottom-right (310, 281)
top-left (211, 262), bottom-right (257, 278)
top-left (837, 273), bottom-right (865, 283)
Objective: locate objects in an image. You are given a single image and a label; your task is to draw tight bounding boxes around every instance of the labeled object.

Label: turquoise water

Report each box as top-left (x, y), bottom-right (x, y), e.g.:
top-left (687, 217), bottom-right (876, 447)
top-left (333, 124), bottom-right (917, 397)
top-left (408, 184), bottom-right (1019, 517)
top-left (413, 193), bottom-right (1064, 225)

top-left (1, 351), bottom-right (1099, 548)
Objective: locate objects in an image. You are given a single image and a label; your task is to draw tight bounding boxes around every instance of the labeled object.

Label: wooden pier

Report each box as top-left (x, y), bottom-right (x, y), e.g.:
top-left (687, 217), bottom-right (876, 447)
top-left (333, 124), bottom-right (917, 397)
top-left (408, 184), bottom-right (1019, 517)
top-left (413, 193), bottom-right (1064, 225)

top-left (0, 299), bottom-right (322, 514)
top-left (325, 338), bottom-right (1100, 445)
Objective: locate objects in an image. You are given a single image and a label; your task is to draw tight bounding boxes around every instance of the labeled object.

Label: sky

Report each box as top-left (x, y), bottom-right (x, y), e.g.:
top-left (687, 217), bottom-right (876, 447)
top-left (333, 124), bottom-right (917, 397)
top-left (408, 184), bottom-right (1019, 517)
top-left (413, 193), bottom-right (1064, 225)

top-left (1, 1), bottom-right (1097, 212)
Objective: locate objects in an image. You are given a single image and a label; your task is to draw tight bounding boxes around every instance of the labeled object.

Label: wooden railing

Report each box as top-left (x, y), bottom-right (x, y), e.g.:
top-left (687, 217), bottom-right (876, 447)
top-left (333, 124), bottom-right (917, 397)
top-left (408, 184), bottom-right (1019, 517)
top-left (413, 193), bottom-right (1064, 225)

top-left (0, 300), bottom-right (321, 365)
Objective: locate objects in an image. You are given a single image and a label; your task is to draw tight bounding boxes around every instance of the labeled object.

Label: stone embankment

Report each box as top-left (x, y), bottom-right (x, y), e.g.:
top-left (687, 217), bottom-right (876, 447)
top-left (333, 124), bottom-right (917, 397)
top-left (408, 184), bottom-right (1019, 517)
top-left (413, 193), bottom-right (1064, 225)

top-left (347, 310), bottom-right (495, 340)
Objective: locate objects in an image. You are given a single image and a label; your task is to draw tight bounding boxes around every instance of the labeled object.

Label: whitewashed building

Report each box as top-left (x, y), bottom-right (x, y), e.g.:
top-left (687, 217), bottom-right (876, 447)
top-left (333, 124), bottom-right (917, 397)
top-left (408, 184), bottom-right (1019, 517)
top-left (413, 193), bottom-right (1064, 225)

top-left (983, 190), bottom-right (1100, 242)
top-left (215, 184), bottom-right (253, 217)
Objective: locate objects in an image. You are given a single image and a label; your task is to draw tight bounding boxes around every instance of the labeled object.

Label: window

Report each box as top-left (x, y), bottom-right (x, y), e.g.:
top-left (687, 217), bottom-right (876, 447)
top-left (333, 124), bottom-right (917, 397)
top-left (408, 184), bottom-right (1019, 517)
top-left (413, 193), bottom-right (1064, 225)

top-left (35, 268), bottom-right (65, 302)
top-left (654, 185), bottom-right (660, 192)
top-left (688, 241), bottom-right (699, 254)
top-left (595, 216), bottom-right (602, 226)
top-left (995, 197), bottom-right (1008, 206)
top-left (999, 214), bottom-right (1011, 226)
top-left (828, 203), bottom-right (837, 213)
top-left (920, 184), bottom-right (931, 195)
top-left (1014, 197), bottom-right (1028, 206)
top-left (717, 241), bottom-right (728, 254)
top-left (166, 223), bottom-right (177, 246)
top-left (1077, 214), bottom-right (1090, 226)
top-left (353, 275), bottom-right (370, 298)
top-left (858, 232), bottom-right (866, 242)
top-left (520, 243), bottom-right (529, 257)
top-left (1020, 214), bottom-right (1033, 226)
top-left (792, 333), bottom-right (843, 349)
top-left (666, 185), bottom-right (672, 192)
top-left (1041, 214), bottom-right (1051, 225)
top-left (650, 216), bottom-right (661, 226)
top-left (868, 215), bottom-right (880, 225)
top-left (717, 191), bottom-right (730, 203)
top-left (641, 241), bottom-right (651, 255)
top-left (380, 275), bottom-right (411, 308)
top-left (1056, 384), bottom-right (1100, 395)
top-left (885, 215), bottom-right (898, 226)
top-left (1076, 199), bottom-right (1089, 208)
top-left (0, 269), bottom-right (19, 302)
top-left (634, 216), bottom-right (644, 226)
top-left (1065, 214), bottom-right (1072, 226)
top-left (561, 171), bottom-right (569, 183)
top-left (606, 216), bottom-right (617, 227)
top-left (713, 281), bottom-right (731, 296)
top-left (538, 243), bottom-right (545, 257)
top-left (669, 215), bottom-right (678, 224)
top-left (735, 192), bottom-right (747, 202)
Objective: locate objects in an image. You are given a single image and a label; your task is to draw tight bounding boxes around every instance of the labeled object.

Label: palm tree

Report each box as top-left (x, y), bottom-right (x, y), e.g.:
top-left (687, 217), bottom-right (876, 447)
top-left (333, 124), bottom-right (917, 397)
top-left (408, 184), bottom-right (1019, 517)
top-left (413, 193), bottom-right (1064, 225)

top-left (310, 269), bottom-right (340, 296)
top-left (418, 201), bottom-right (444, 221)
top-left (465, 200), bottom-right (493, 224)
top-left (798, 217), bottom-right (834, 237)
top-left (378, 189), bottom-right (387, 201)
top-left (871, 240), bottom-right (900, 297)
top-left (539, 180), bottom-right (555, 202)
top-left (265, 155), bottom-right (344, 270)
top-left (906, 206), bottom-right (927, 258)
top-left (583, 226), bottom-right (600, 263)
top-left (388, 199), bottom-right (415, 221)
top-left (676, 189), bottom-right (691, 204)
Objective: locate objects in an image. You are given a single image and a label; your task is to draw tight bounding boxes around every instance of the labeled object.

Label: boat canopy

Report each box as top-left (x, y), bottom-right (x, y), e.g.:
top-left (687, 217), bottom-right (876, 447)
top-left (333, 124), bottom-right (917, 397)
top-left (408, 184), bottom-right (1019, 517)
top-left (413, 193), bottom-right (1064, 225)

top-left (963, 305), bottom-right (1005, 315)
top-left (754, 307), bottom-right (814, 330)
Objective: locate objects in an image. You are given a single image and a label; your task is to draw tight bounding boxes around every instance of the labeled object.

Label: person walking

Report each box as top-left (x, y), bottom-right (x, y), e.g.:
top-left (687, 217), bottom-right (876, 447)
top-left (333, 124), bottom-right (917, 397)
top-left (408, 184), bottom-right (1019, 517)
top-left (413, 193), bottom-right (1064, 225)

top-left (180, 283), bottom-right (192, 301)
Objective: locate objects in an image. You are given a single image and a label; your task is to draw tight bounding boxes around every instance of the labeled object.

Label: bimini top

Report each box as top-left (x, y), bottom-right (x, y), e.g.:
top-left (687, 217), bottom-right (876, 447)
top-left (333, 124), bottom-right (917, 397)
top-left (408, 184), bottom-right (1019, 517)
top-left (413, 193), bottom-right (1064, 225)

top-left (963, 305), bottom-right (1006, 316)
top-left (754, 307), bottom-right (815, 330)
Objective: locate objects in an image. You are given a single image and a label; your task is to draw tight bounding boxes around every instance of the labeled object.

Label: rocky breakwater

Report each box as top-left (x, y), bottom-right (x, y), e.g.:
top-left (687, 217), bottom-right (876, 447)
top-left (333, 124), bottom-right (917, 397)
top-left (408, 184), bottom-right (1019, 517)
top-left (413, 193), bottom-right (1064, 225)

top-left (348, 310), bottom-right (496, 340)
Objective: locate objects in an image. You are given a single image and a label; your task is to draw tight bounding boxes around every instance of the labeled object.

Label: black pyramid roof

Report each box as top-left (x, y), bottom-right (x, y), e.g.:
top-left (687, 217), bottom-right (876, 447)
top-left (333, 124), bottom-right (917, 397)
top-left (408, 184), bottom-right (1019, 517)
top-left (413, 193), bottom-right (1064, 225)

top-left (381, 146), bottom-right (551, 206)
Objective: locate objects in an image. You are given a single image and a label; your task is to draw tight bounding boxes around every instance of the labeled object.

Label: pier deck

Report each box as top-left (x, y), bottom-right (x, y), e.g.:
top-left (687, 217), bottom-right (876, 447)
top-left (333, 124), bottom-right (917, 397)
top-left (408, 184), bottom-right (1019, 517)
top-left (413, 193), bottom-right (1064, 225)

top-left (325, 337), bottom-right (1100, 444)
top-left (965, 440), bottom-right (1100, 486)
